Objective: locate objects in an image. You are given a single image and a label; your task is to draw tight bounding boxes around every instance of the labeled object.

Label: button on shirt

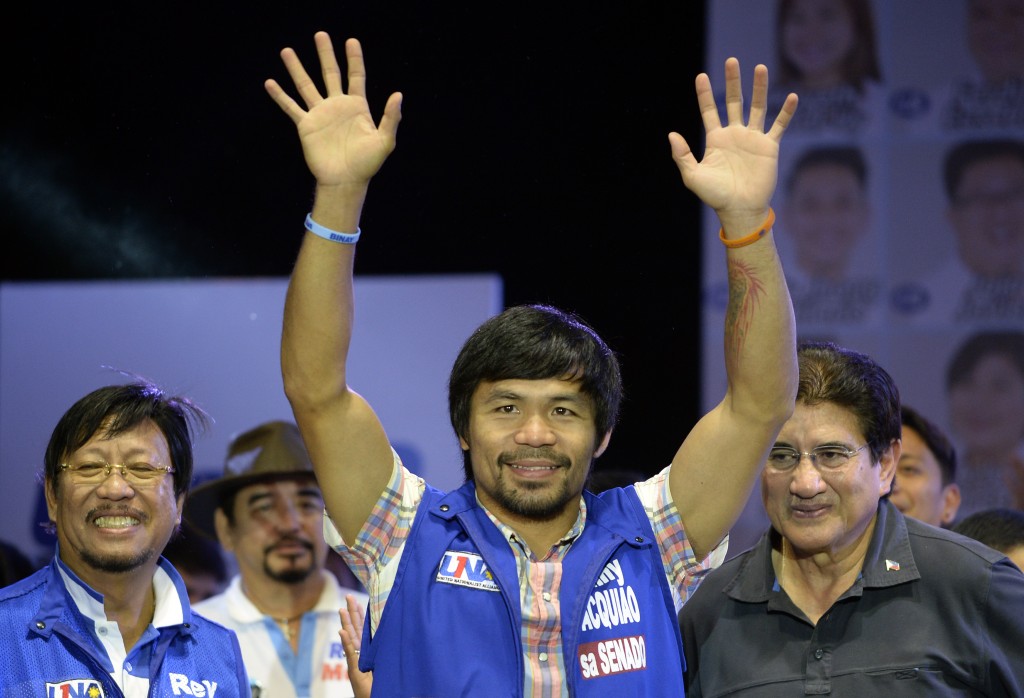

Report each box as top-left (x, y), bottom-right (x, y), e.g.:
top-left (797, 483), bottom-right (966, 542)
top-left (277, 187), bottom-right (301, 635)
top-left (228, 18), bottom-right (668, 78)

top-left (58, 556), bottom-right (187, 698)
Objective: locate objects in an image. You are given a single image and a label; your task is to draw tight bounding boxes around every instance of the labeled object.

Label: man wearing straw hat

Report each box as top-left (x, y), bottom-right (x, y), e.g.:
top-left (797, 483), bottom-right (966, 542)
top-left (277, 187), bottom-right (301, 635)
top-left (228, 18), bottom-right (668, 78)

top-left (186, 420), bottom-right (368, 698)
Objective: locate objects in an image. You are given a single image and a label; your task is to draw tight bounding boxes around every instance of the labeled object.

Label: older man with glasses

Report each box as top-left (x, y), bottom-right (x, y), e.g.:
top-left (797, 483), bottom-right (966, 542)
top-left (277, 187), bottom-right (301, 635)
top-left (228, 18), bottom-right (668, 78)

top-left (0, 381), bottom-right (249, 697)
top-left (678, 341), bottom-right (1024, 696)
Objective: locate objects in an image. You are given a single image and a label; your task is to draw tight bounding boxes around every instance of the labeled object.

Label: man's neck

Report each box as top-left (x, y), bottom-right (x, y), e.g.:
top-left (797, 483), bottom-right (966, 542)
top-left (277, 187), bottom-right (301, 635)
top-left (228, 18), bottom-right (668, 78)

top-left (242, 572), bottom-right (327, 653)
top-left (478, 497), bottom-right (583, 555)
top-left (241, 571), bottom-right (327, 620)
top-left (773, 523), bottom-right (875, 626)
top-left (93, 569), bottom-right (158, 652)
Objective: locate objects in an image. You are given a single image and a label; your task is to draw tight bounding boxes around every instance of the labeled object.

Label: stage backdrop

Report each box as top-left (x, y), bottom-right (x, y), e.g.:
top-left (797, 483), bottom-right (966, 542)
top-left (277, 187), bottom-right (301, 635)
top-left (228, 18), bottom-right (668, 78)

top-left (0, 274), bottom-right (502, 566)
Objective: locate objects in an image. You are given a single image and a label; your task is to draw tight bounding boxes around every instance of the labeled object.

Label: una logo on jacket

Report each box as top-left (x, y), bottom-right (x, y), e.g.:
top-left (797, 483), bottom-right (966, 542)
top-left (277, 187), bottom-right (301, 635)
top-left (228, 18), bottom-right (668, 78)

top-left (45, 680), bottom-right (104, 698)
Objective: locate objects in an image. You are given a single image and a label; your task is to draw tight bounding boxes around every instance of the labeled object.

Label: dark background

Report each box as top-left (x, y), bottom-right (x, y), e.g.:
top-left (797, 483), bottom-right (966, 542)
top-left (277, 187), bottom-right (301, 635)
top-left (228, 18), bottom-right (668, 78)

top-left (3, 3), bottom-right (711, 477)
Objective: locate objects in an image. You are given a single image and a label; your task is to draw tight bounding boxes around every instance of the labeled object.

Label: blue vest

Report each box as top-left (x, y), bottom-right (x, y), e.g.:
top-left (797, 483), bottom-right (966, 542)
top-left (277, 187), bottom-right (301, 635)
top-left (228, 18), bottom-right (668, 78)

top-left (0, 556), bottom-right (249, 697)
top-left (360, 482), bottom-right (687, 696)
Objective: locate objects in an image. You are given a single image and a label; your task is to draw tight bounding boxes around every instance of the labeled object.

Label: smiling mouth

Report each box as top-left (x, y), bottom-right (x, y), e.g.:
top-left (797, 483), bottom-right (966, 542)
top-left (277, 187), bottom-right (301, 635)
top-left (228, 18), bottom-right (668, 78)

top-left (790, 503), bottom-right (830, 518)
top-left (503, 461), bottom-right (567, 482)
top-left (500, 448), bottom-right (571, 472)
top-left (93, 515), bottom-right (140, 528)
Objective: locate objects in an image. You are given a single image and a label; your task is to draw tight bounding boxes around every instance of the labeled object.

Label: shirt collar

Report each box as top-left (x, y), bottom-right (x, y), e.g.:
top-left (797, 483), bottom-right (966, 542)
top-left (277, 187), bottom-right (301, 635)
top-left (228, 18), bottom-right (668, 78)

top-left (857, 499), bottom-right (921, 587)
top-left (221, 570), bottom-right (341, 624)
top-left (476, 491), bottom-right (587, 559)
top-left (56, 547), bottom-right (187, 629)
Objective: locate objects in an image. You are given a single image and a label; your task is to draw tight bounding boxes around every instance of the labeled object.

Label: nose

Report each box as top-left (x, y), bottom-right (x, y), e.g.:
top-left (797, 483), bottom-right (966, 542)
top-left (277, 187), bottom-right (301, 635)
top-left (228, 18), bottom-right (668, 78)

top-left (267, 501), bottom-right (302, 532)
top-left (514, 413), bottom-right (556, 447)
top-left (789, 455), bottom-right (826, 497)
top-left (95, 468), bottom-right (136, 499)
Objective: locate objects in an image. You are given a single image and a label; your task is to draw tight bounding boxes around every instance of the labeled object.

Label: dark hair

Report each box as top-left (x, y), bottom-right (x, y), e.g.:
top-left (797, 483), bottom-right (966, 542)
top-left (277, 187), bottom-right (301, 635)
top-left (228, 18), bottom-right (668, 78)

top-left (795, 341), bottom-right (901, 462)
top-left (448, 304), bottom-right (623, 482)
top-left (952, 508), bottom-right (1024, 554)
top-left (44, 381), bottom-right (209, 499)
top-left (776, 0), bottom-right (881, 91)
top-left (943, 139), bottom-right (1024, 203)
top-left (900, 405), bottom-right (957, 486)
top-left (945, 331), bottom-right (1024, 393)
top-left (785, 146), bottom-right (867, 194)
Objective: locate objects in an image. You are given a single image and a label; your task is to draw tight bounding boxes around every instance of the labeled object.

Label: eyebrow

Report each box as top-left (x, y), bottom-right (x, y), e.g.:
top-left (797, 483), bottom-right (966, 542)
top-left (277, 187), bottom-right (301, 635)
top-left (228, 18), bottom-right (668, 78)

top-left (244, 491), bottom-right (275, 507)
top-left (244, 487), bottom-right (323, 506)
top-left (74, 445), bottom-right (160, 461)
top-left (480, 389), bottom-right (520, 402)
top-left (772, 439), bottom-right (857, 449)
top-left (481, 388), bottom-right (588, 404)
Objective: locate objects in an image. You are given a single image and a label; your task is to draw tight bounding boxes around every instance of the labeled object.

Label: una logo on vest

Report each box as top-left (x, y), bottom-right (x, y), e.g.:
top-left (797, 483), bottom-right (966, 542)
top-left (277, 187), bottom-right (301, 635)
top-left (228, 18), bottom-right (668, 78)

top-left (45, 681), bottom-right (105, 698)
top-left (436, 550), bottom-right (499, 591)
top-left (168, 673), bottom-right (219, 696)
top-left (577, 558), bottom-right (648, 679)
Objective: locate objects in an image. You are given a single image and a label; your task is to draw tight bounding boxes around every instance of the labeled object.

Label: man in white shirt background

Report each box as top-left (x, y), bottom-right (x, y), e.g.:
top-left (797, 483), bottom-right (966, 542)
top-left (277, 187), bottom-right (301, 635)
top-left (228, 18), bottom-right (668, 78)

top-left (186, 420), bottom-right (368, 698)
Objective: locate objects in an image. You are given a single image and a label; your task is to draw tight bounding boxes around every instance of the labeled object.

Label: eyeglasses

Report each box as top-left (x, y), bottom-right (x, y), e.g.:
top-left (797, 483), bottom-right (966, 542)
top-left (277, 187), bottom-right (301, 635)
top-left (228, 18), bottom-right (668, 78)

top-left (58, 461), bottom-right (175, 486)
top-left (766, 444), bottom-right (869, 472)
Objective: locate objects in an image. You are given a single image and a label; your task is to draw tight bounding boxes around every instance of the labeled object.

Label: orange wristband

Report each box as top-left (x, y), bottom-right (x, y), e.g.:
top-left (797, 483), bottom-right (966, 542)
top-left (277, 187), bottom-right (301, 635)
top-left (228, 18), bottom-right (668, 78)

top-left (719, 208), bottom-right (775, 249)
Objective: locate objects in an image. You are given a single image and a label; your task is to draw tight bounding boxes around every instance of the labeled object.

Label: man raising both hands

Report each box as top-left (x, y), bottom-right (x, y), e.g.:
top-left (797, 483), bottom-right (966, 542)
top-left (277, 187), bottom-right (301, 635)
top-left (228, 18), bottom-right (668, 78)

top-left (266, 31), bottom-right (798, 696)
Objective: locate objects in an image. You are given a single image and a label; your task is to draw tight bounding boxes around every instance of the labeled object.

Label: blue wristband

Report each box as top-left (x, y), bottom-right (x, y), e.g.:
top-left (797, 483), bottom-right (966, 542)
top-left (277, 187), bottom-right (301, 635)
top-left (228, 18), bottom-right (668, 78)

top-left (304, 213), bottom-right (361, 244)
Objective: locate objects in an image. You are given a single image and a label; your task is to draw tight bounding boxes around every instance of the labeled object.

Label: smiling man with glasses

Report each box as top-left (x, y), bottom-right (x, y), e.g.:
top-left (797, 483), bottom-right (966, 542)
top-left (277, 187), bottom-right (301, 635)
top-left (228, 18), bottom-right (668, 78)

top-left (0, 381), bottom-right (249, 697)
top-left (679, 341), bottom-right (1024, 696)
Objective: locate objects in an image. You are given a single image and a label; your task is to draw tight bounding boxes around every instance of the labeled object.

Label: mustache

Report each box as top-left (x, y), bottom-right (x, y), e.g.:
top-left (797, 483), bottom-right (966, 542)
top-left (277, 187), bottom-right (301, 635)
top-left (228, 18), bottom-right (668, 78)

top-left (498, 448), bottom-right (572, 468)
top-left (87, 505), bottom-right (147, 522)
top-left (788, 497), bottom-right (833, 510)
top-left (265, 535), bottom-right (315, 554)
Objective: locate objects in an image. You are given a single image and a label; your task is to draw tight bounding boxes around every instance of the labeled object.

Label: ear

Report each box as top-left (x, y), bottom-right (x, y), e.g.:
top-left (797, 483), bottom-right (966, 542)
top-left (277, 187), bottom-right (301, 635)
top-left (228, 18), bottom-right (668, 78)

top-left (878, 438), bottom-right (900, 497)
top-left (940, 483), bottom-right (962, 526)
top-left (175, 494), bottom-right (185, 526)
top-left (593, 431), bottom-right (612, 459)
top-left (458, 434), bottom-right (470, 451)
top-left (44, 477), bottom-right (58, 524)
top-left (213, 508), bottom-right (235, 553)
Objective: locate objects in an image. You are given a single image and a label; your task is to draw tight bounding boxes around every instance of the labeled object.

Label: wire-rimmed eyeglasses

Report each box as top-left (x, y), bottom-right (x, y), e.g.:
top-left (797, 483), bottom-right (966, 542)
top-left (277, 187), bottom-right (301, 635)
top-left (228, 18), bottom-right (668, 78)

top-left (766, 444), bottom-right (869, 472)
top-left (58, 461), bottom-right (175, 486)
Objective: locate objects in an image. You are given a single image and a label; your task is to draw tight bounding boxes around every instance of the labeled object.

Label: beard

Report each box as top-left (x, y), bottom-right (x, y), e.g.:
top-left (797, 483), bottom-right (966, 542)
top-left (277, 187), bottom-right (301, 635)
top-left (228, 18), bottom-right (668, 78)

top-left (263, 539), bottom-right (317, 584)
top-left (79, 546), bottom-right (155, 574)
top-left (492, 476), bottom-right (577, 521)
top-left (486, 448), bottom-right (587, 522)
top-left (266, 562), bottom-right (316, 584)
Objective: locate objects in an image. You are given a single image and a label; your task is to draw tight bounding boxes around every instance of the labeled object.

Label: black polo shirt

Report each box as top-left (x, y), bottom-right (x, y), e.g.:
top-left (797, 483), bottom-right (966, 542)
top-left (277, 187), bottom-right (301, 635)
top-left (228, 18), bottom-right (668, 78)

top-left (679, 499), bottom-right (1024, 696)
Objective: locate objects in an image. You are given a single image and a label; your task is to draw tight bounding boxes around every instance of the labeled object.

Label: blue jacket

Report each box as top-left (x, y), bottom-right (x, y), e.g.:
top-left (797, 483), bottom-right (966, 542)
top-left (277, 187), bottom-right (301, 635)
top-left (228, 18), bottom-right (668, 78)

top-left (360, 482), bottom-right (687, 696)
top-left (0, 555), bottom-right (248, 697)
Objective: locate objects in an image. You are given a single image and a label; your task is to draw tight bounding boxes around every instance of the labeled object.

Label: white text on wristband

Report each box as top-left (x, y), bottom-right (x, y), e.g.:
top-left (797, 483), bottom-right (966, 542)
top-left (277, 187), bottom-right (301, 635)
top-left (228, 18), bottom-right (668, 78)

top-left (304, 213), bottom-right (362, 244)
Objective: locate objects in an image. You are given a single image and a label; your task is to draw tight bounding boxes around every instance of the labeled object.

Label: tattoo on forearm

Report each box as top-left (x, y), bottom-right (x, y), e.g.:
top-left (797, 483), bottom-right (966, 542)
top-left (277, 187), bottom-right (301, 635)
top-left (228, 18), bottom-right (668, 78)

top-left (724, 259), bottom-right (765, 364)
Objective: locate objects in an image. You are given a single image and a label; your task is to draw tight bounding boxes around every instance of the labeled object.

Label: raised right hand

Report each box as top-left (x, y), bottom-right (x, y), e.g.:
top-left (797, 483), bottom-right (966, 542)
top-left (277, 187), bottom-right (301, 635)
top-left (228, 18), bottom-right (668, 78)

top-left (265, 32), bottom-right (402, 188)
